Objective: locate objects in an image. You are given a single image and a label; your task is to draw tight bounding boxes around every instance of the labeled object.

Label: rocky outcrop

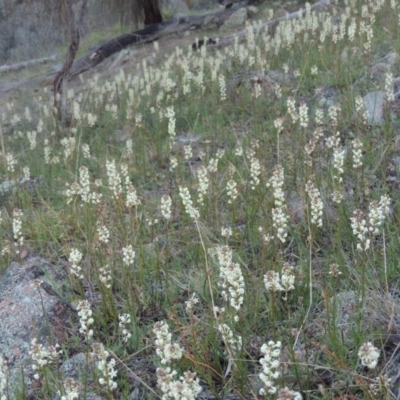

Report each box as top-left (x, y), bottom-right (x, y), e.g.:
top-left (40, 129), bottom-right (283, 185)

top-left (0, 256), bottom-right (75, 395)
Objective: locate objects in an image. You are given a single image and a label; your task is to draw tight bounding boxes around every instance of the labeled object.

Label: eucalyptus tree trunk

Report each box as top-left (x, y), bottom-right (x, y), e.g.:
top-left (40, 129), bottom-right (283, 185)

top-left (143, 0), bottom-right (163, 25)
top-left (53, 0), bottom-right (88, 124)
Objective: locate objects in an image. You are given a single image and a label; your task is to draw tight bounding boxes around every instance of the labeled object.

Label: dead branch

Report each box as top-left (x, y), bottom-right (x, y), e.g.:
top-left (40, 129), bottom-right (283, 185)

top-left (0, 55), bottom-right (57, 74)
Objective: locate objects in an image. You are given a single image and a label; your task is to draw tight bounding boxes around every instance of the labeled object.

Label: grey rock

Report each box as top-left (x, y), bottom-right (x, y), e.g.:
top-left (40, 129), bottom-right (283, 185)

top-left (227, 71), bottom-right (278, 98)
top-left (0, 257), bottom-right (73, 394)
top-left (202, 14), bottom-right (219, 29)
top-left (53, 391), bottom-right (104, 400)
top-left (60, 353), bottom-right (92, 381)
top-left (340, 46), bottom-right (361, 63)
top-left (370, 62), bottom-right (390, 82)
top-left (363, 91), bottom-right (386, 125)
top-left (0, 176), bottom-right (43, 196)
top-left (267, 70), bottom-right (295, 85)
top-left (174, 12), bottom-right (188, 20)
top-left (370, 52), bottom-right (398, 82)
top-left (165, 0), bottom-right (190, 10)
top-left (221, 7), bottom-right (247, 31)
top-left (246, 5), bottom-right (259, 17)
top-left (394, 77), bottom-right (400, 98)
top-left (377, 51), bottom-right (398, 67)
top-left (191, 0), bottom-right (217, 10)
top-left (314, 86), bottom-right (340, 109)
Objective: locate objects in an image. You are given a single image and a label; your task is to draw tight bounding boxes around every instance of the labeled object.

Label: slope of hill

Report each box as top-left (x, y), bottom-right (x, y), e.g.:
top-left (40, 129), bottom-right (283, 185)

top-left (0, 0), bottom-right (400, 399)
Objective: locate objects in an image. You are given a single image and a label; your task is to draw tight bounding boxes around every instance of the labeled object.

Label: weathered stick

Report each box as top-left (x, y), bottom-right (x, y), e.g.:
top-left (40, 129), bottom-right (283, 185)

top-left (0, 55), bottom-right (57, 73)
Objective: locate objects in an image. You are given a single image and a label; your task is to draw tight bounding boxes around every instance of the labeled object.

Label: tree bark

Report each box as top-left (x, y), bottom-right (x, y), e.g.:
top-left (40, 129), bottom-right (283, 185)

top-left (53, 0), bottom-right (88, 122)
top-left (144, 0), bottom-right (163, 25)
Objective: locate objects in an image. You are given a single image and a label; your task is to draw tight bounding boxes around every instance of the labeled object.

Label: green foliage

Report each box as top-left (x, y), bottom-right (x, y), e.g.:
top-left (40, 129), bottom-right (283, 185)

top-left (0, 0), bottom-right (399, 398)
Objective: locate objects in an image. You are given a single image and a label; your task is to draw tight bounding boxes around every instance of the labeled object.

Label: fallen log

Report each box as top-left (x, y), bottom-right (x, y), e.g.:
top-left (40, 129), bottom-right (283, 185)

top-left (68, 0), bottom-right (335, 78)
top-left (69, 0), bottom-right (250, 77)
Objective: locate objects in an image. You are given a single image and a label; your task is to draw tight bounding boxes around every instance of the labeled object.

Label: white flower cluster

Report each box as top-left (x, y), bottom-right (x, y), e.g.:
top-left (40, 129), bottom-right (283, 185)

top-left (355, 96), bottom-right (368, 124)
top-left (12, 208), bottom-right (24, 251)
top-left (126, 184), bottom-right (141, 207)
top-left (64, 166), bottom-right (102, 205)
top-left (179, 187), bottom-right (200, 220)
top-left (170, 157), bottom-right (178, 171)
top-left (153, 320), bottom-right (202, 399)
top-left (332, 144), bottom-right (345, 184)
top-left (277, 387), bottom-right (303, 400)
top-left (304, 128), bottom-right (322, 167)
top-left (226, 179), bottom-right (238, 204)
top-left (69, 248), bottom-right (83, 279)
top-left (299, 102), bottom-right (309, 128)
top-left (27, 130), bottom-right (37, 150)
top-left (197, 166), bottom-right (209, 206)
top-left (218, 323), bottom-right (242, 355)
top-left (216, 246), bottom-right (245, 315)
top-left (281, 263), bottom-right (295, 292)
top-left (91, 342), bottom-right (118, 391)
top-left (264, 271), bottom-right (282, 292)
top-left (97, 224), bottom-right (110, 244)
top-left (156, 368), bottom-right (202, 400)
top-left (358, 342), bottom-right (380, 369)
top-left (274, 118), bottom-right (283, 133)
top-left (125, 139), bottom-right (133, 156)
top-left (99, 265), bottom-right (112, 289)
top-left (161, 195), bottom-right (172, 220)
top-left (153, 321), bottom-right (183, 364)
top-left (81, 143), bottom-right (91, 158)
top-left (184, 145), bottom-right (193, 161)
top-left (23, 166), bottom-right (30, 181)
top-left (219, 74), bottom-right (226, 101)
top-left (106, 159), bottom-right (122, 199)
top-left (351, 195), bottom-right (391, 251)
top-left (326, 132), bottom-right (344, 202)
top-left (118, 313), bottom-right (132, 343)
top-left (60, 137), bottom-right (76, 160)
top-left (328, 104), bottom-right (340, 128)
top-left (29, 338), bottom-right (61, 380)
top-left (234, 144), bottom-right (243, 157)
top-left (267, 165), bottom-right (289, 242)
top-left (264, 263), bottom-right (296, 295)
top-left (350, 209), bottom-right (370, 251)
top-left (166, 106), bottom-right (176, 142)
top-left (305, 179), bottom-right (323, 227)
top-left (352, 138), bottom-right (363, 169)
top-left (259, 341), bottom-right (281, 395)
top-left (385, 72), bottom-right (394, 102)
top-left (76, 300), bottom-right (94, 340)
top-left (221, 227), bottom-right (232, 239)
top-left (247, 148), bottom-right (261, 190)
top-left (207, 157), bottom-right (218, 174)
top-left (185, 293), bottom-right (199, 313)
top-left (368, 195), bottom-right (390, 235)
top-left (122, 245), bottom-right (135, 266)
top-left (44, 139), bottom-right (60, 165)
top-left (287, 97), bottom-right (298, 123)
top-left (5, 153), bottom-right (15, 173)
top-left (60, 378), bottom-right (81, 400)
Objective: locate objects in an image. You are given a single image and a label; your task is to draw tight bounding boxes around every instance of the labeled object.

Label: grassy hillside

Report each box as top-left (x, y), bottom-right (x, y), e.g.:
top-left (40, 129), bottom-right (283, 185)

top-left (1, 0), bottom-right (400, 398)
